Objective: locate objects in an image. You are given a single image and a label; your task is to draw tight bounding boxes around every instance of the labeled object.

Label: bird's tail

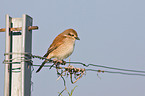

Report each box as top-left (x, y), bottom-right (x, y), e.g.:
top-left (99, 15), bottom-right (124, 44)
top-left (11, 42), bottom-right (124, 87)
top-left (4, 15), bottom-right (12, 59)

top-left (36, 60), bottom-right (48, 73)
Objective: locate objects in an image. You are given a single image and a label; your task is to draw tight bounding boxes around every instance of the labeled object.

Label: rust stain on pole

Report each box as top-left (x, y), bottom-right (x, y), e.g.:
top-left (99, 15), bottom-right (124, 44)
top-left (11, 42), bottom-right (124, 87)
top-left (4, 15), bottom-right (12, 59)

top-left (0, 28), bottom-right (6, 32)
top-left (0, 26), bottom-right (38, 32)
top-left (28, 26), bottom-right (38, 31)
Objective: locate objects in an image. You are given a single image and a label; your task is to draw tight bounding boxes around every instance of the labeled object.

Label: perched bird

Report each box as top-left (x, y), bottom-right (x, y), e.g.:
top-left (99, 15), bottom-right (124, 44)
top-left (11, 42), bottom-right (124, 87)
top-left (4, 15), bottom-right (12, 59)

top-left (36, 29), bottom-right (80, 73)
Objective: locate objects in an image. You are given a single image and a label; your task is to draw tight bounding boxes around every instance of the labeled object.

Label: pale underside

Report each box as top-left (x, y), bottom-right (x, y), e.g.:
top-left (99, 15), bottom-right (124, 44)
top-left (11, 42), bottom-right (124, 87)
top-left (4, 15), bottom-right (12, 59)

top-left (47, 38), bottom-right (75, 60)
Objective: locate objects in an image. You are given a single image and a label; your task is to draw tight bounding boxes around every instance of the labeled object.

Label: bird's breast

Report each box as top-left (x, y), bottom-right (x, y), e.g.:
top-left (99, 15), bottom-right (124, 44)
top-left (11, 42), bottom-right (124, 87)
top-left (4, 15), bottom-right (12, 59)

top-left (49, 39), bottom-right (75, 60)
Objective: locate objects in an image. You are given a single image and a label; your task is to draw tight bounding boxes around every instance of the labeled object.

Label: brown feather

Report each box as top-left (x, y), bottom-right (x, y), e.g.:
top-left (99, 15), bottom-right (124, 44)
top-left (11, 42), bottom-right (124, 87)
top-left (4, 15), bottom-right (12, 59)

top-left (43, 35), bottom-right (66, 57)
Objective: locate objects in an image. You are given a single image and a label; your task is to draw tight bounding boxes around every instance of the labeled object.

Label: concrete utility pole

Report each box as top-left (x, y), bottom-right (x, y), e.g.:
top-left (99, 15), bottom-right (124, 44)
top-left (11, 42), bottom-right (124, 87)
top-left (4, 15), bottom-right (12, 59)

top-left (0, 14), bottom-right (38, 96)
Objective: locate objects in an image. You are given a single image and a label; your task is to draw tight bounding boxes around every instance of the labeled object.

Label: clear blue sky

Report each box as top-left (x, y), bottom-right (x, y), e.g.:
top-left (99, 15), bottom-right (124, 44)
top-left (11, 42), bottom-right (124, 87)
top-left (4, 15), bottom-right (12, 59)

top-left (0, 0), bottom-right (145, 96)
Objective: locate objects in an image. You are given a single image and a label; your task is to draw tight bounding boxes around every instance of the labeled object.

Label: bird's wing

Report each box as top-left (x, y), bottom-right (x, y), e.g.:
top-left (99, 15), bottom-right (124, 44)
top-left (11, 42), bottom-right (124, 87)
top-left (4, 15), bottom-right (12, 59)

top-left (43, 35), bottom-right (65, 57)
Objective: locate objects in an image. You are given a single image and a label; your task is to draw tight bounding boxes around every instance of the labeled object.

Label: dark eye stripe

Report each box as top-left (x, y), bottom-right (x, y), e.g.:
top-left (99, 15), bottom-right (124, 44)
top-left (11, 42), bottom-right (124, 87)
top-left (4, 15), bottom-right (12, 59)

top-left (68, 33), bottom-right (71, 36)
top-left (68, 33), bottom-right (74, 36)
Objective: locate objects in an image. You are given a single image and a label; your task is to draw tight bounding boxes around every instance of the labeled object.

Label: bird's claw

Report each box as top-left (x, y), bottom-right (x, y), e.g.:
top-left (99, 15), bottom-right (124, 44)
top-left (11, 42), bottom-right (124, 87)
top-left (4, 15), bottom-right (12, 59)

top-left (52, 59), bottom-right (66, 68)
top-left (53, 60), bottom-right (66, 64)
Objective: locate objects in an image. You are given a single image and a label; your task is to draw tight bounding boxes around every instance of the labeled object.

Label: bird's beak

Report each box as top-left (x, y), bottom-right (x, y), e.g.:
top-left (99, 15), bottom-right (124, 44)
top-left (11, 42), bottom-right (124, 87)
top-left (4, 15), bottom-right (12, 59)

top-left (75, 36), bottom-right (80, 40)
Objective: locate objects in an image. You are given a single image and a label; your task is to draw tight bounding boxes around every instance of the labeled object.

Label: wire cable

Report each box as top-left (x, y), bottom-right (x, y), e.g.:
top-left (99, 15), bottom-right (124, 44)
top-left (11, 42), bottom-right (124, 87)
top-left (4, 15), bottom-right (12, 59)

top-left (4, 53), bottom-right (145, 77)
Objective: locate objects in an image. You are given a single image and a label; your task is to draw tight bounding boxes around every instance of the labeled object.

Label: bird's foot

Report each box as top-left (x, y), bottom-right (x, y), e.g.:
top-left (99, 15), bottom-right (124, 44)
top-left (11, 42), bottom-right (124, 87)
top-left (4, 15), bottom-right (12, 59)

top-left (60, 60), bottom-right (66, 65)
top-left (52, 59), bottom-right (66, 68)
top-left (49, 59), bottom-right (66, 69)
top-left (53, 59), bottom-right (66, 64)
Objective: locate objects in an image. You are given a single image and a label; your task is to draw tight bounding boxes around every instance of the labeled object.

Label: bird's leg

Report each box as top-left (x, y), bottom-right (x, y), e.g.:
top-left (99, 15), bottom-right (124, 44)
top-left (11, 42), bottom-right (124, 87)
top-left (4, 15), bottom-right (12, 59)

top-left (55, 60), bottom-right (63, 68)
top-left (52, 59), bottom-right (66, 68)
top-left (56, 60), bottom-right (66, 65)
top-left (51, 59), bottom-right (61, 68)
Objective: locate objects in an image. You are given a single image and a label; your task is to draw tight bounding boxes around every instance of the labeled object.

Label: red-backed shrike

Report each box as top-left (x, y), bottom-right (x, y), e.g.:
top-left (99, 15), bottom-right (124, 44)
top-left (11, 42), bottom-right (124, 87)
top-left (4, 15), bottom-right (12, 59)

top-left (36, 29), bottom-right (80, 73)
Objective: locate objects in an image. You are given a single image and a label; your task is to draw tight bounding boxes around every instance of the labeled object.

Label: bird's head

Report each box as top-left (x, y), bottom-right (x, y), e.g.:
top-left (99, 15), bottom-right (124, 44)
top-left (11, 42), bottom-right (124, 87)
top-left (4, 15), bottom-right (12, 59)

top-left (62, 29), bottom-right (80, 40)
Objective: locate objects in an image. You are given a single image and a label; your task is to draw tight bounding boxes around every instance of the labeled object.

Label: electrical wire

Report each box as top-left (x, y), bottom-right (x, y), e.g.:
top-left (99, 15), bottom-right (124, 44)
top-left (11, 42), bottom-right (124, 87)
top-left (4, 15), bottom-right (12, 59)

top-left (3, 53), bottom-right (145, 77)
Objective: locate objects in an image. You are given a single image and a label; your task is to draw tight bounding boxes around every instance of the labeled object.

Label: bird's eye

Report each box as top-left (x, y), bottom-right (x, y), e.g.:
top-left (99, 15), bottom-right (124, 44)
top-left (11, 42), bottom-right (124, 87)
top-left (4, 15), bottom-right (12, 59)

top-left (71, 34), bottom-right (74, 36)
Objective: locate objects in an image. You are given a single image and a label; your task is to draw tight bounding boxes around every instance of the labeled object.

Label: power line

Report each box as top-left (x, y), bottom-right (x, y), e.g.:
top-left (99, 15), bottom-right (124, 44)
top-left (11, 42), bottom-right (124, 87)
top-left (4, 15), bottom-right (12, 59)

top-left (66, 62), bottom-right (145, 73)
top-left (32, 64), bottom-right (145, 77)
top-left (86, 69), bottom-right (145, 77)
top-left (31, 55), bottom-right (145, 74)
top-left (4, 53), bottom-right (145, 77)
